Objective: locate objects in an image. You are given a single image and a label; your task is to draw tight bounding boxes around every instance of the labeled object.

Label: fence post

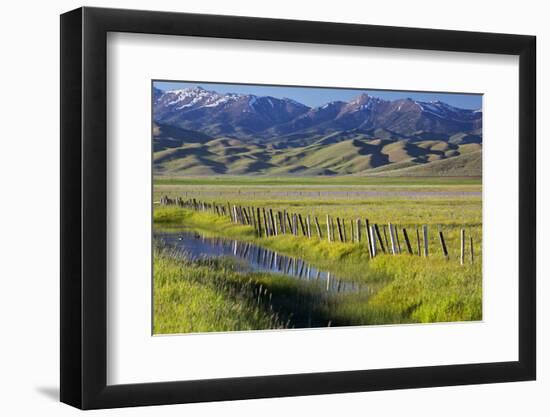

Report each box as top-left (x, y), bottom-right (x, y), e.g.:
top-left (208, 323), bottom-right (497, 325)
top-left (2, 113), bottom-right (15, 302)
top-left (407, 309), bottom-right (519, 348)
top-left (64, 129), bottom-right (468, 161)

top-left (262, 208), bottom-right (269, 237)
top-left (240, 206), bottom-right (246, 224)
top-left (438, 229), bottom-right (449, 260)
top-left (256, 207), bottom-right (262, 237)
top-left (269, 209), bottom-right (276, 236)
top-left (314, 216), bottom-right (322, 239)
top-left (326, 215), bottom-right (332, 242)
top-left (356, 218), bottom-right (361, 243)
top-left (460, 229), bottom-right (465, 265)
top-left (273, 210), bottom-right (279, 236)
top-left (423, 225), bottom-right (429, 257)
top-left (402, 228), bottom-right (413, 254)
top-left (306, 215), bottom-right (312, 238)
top-left (416, 227), bottom-right (421, 256)
top-left (298, 214), bottom-right (306, 236)
top-left (388, 223), bottom-right (397, 255)
top-left (285, 212), bottom-right (292, 233)
top-left (336, 218), bottom-right (344, 242)
top-left (250, 206), bottom-right (256, 230)
top-left (365, 219), bottom-right (373, 258)
top-left (374, 224), bottom-right (386, 253)
top-left (370, 225), bottom-right (377, 257)
top-left (382, 225), bottom-right (389, 250)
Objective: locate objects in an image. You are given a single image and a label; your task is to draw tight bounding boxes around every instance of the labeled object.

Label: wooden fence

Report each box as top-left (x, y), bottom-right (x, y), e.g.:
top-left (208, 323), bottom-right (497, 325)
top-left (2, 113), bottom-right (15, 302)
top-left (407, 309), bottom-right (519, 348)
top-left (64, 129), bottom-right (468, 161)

top-left (159, 196), bottom-right (475, 264)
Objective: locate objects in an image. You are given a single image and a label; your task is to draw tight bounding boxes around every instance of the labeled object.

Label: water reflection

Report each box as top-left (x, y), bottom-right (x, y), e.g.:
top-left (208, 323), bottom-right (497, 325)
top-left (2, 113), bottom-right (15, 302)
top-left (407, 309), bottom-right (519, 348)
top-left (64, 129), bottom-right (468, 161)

top-left (156, 231), bottom-right (365, 294)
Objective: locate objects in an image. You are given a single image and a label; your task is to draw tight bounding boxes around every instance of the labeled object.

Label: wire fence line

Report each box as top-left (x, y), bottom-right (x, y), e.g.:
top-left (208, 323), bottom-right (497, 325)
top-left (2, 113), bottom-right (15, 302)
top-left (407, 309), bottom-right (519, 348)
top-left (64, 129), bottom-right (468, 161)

top-left (159, 195), bottom-right (475, 264)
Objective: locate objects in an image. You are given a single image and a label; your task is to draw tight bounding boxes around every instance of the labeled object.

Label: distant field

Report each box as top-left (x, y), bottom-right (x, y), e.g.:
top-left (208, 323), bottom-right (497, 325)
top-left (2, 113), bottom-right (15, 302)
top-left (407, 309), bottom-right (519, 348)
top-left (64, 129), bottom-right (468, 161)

top-left (154, 175), bottom-right (482, 187)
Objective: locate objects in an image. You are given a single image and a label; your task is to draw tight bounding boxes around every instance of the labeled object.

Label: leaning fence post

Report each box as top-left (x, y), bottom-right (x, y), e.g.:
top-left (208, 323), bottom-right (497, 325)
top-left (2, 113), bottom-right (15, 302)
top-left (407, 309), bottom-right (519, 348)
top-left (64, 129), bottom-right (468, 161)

top-left (438, 229), bottom-right (449, 260)
top-left (268, 209), bottom-right (274, 235)
top-left (403, 228), bottom-right (413, 254)
top-left (422, 225), bottom-right (429, 257)
top-left (355, 218), bottom-right (361, 243)
top-left (326, 215), bottom-right (332, 242)
top-left (370, 225), bottom-right (377, 257)
top-left (240, 206), bottom-right (245, 224)
top-left (286, 212), bottom-right (292, 233)
top-left (314, 216), bottom-right (322, 239)
top-left (336, 218), bottom-right (344, 242)
top-left (460, 229), bottom-right (465, 265)
top-left (374, 224), bottom-right (386, 253)
top-left (306, 215), bottom-right (312, 238)
top-left (298, 214), bottom-right (306, 236)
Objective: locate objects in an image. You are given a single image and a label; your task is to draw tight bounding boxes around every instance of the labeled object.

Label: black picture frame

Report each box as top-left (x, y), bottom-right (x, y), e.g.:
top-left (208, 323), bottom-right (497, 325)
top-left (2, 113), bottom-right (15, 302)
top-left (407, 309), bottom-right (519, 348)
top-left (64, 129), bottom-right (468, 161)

top-left (60, 6), bottom-right (536, 410)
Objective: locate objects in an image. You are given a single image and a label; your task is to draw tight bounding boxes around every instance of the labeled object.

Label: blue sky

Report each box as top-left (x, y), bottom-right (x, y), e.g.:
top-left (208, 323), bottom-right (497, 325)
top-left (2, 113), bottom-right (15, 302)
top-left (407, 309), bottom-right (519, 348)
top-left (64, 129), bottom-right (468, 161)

top-left (154, 80), bottom-right (482, 110)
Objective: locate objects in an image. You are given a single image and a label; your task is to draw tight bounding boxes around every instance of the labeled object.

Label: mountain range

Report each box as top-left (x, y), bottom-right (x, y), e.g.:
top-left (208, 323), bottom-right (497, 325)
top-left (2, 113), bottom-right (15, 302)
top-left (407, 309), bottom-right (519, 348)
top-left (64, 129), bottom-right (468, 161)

top-left (153, 86), bottom-right (482, 176)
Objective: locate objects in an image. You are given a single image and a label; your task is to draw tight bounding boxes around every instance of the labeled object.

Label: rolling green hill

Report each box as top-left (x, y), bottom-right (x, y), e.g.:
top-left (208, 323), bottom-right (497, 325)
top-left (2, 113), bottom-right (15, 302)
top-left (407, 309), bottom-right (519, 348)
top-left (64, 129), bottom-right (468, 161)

top-left (370, 150), bottom-right (482, 177)
top-left (153, 132), bottom-right (482, 177)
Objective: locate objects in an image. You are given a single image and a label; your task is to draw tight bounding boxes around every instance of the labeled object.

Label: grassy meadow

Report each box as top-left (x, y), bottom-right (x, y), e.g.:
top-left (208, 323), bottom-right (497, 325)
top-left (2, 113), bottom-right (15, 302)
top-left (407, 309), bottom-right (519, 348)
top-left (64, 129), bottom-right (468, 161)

top-left (153, 176), bottom-right (482, 334)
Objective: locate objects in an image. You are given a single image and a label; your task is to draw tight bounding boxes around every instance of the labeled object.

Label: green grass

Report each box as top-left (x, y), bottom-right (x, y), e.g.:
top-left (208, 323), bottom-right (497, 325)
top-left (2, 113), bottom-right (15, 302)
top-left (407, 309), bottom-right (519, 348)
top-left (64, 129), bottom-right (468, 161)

top-left (154, 241), bottom-right (481, 334)
top-left (154, 246), bottom-right (286, 334)
top-left (154, 201), bottom-right (482, 332)
top-left (153, 177), bottom-right (482, 332)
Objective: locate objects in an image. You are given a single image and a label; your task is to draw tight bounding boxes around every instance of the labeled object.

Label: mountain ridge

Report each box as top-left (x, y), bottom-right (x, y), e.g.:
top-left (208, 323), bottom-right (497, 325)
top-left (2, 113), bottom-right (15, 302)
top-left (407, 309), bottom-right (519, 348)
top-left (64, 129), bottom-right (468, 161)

top-left (152, 86), bottom-right (482, 176)
top-left (153, 86), bottom-right (482, 142)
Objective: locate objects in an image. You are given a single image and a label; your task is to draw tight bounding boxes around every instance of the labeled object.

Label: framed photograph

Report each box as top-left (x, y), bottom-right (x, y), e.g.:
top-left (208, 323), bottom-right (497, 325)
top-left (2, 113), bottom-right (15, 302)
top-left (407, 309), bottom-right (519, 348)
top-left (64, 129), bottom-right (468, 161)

top-left (60, 6), bottom-right (536, 409)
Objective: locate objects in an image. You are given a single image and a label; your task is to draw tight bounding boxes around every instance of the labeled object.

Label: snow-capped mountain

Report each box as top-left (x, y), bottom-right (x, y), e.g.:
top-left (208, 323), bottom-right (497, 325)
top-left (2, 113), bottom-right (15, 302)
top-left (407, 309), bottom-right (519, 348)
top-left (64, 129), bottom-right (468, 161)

top-left (153, 86), bottom-right (482, 142)
top-left (154, 86), bottom-right (310, 137)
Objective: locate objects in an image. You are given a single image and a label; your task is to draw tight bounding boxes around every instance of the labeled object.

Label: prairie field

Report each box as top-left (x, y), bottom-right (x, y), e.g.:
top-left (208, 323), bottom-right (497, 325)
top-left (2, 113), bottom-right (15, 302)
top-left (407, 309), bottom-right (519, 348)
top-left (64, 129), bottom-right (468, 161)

top-left (153, 176), bottom-right (482, 334)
